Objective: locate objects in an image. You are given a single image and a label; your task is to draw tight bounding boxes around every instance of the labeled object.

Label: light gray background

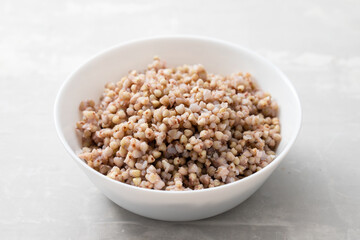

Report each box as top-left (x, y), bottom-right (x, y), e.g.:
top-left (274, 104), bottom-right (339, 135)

top-left (1, 0), bottom-right (359, 239)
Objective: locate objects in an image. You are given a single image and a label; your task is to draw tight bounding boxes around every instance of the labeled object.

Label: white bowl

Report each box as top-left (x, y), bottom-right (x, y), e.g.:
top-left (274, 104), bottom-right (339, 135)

top-left (54, 36), bottom-right (301, 221)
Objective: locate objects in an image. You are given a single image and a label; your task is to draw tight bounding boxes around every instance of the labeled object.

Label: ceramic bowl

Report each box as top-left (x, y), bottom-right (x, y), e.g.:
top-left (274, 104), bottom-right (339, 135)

top-left (54, 36), bottom-right (301, 221)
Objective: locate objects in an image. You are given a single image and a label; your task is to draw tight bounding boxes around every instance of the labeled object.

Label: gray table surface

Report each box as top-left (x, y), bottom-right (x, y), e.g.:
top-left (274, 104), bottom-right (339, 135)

top-left (1, 0), bottom-right (359, 239)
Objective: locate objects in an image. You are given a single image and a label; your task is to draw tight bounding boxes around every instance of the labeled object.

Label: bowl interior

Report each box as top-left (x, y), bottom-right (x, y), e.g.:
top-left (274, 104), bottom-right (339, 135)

top-left (55, 36), bottom-right (301, 169)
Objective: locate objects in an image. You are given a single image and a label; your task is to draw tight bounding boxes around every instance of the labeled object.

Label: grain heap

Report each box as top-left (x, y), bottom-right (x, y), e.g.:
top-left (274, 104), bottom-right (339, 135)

top-left (76, 57), bottom-right (281, 190)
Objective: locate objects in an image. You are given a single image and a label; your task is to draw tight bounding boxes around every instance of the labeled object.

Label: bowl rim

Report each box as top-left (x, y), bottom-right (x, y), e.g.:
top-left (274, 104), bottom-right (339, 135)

top-left (54, 35), bottom-right (302, 194)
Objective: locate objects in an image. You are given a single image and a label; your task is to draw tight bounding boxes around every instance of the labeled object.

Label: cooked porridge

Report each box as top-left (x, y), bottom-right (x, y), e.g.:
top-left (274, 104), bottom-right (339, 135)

top-left (76, 57), bottom-right (281, 190)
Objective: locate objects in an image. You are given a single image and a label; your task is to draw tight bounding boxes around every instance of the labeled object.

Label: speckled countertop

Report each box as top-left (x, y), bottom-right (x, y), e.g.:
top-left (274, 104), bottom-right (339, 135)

top-left (1, 0), bottom-right (359, 239)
